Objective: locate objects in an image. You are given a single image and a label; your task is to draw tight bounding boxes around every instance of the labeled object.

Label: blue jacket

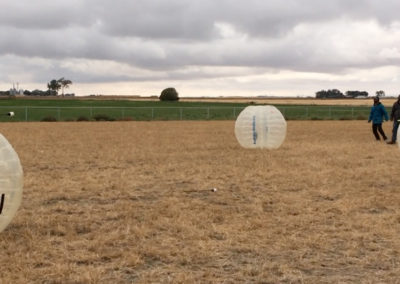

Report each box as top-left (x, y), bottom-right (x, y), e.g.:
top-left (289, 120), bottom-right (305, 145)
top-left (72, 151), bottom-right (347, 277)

top-left (369, 103), bottom-right (389, 124)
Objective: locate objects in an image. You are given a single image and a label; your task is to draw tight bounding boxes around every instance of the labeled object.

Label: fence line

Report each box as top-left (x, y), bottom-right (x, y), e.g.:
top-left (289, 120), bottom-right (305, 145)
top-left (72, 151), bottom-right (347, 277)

top-left (0, 105), bottom-right (374, 122)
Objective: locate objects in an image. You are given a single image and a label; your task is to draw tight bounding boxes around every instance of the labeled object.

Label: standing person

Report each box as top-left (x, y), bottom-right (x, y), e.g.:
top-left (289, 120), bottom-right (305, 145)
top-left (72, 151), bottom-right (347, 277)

top-left (387, 94), bottom-right (400, 144)
top-left (368, 96), bottom-right (389, 141)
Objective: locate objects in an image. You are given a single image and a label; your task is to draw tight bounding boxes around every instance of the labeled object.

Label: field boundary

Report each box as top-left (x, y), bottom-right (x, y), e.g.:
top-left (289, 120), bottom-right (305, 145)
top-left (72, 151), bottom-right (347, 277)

top-left (0, 105), bottom-right (377, 122)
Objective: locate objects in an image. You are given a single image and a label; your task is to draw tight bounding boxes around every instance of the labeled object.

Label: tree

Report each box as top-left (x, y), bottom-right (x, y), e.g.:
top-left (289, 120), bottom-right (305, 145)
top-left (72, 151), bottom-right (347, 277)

top-left (345, 90), bottom-right (369, 98)
top-left (376, 90), bottom-right (385, 97)
top-left (316, 89), bottom-right (344, 99)
top-left (58, 77), bottom-right (72, 97)
top-left (159, 87), bottom-right (179, 101)
top-left (47, 79), bottom-right (61, 95)
top-left (47, 78), bottom-right (72, 96)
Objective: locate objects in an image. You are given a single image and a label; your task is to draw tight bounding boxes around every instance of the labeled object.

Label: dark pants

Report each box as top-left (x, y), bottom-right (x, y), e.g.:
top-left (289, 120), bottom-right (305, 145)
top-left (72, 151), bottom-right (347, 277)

top-left (372, 123), bottom-right (387, 140)
top-left (391, 120), bottom-right (399, 142)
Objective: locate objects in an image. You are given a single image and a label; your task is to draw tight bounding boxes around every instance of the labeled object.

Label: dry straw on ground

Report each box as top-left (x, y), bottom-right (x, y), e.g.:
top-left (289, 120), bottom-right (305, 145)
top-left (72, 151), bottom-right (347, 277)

top-left (180, 97), bottom-right (398, 106)
top-left (0, 120), bottom-right (399, 283)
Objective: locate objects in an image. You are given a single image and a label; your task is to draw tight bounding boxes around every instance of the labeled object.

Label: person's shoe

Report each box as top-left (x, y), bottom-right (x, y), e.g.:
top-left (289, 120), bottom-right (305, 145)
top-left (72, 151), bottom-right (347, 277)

top-left (387, 141), bottom-right (396, 144)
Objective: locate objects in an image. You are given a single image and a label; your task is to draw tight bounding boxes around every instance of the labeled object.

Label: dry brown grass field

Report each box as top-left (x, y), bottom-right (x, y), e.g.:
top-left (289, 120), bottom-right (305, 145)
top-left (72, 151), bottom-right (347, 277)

top-left (180, 97), bottom-right (398, 106)
top-left (0, 120), bottom-right (400, 283)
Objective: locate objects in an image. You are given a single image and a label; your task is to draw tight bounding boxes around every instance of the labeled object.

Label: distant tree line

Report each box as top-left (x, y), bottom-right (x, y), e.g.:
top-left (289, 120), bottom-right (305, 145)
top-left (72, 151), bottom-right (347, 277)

top-left (316, 89), bottom-right (386, 99)
top-left (23, 89), bottom-right (58, 96)
top-left (316, 89), bottom-right (346, 98)
top-left (0, 78), bottom-right (74, 97)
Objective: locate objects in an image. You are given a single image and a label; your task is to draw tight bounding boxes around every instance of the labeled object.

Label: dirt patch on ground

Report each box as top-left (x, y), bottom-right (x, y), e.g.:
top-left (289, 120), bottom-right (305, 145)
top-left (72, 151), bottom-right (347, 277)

top-left (0, 120), bottom-right (399, 283)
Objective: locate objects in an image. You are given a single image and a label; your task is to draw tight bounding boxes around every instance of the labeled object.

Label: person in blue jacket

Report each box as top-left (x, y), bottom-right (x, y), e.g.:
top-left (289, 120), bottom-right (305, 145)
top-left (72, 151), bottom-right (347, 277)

top-left (368, 96), bottom-right (389, 141)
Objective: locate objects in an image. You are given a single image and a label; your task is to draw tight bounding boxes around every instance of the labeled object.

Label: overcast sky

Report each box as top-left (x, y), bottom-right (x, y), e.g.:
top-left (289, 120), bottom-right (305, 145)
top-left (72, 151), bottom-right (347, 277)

top-left (1, 0), bottom-right (400, 97)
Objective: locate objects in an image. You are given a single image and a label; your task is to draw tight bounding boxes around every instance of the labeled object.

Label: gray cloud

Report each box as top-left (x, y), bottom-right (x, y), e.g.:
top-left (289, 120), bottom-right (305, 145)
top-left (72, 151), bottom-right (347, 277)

top-left (1, 0), bottom-right (400, 96)
top-left (0, 0), bottom-right (92, 30)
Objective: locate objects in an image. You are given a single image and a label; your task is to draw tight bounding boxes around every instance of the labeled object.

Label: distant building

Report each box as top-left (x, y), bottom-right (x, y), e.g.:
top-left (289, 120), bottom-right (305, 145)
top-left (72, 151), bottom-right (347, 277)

top-left (9, 83), bottom-right (24, 96)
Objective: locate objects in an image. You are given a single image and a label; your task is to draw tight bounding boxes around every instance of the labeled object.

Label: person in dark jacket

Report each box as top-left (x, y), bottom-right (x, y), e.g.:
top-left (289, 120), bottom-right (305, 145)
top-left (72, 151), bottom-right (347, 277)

top-left (368, 96), bottom-right (389, 141)
top-left (387, 94), bottom-right (400, 144)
